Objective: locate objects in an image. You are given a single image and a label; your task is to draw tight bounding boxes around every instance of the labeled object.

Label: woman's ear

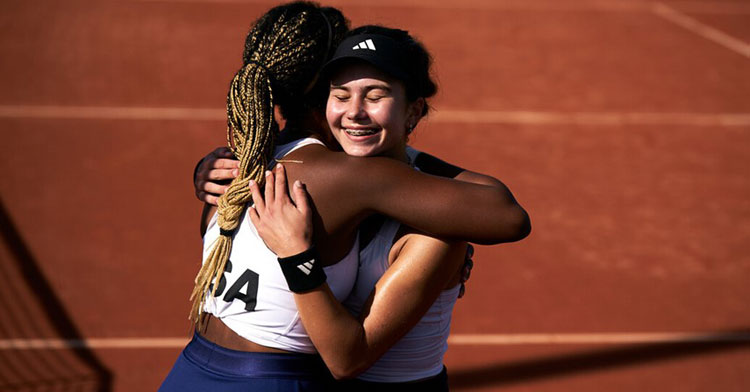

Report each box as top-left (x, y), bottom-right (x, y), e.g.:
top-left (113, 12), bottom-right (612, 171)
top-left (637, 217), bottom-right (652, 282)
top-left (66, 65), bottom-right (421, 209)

top-left (406, 98), bottom-right (425, 133)
top-left (273, 105), bottom-right (287, 130)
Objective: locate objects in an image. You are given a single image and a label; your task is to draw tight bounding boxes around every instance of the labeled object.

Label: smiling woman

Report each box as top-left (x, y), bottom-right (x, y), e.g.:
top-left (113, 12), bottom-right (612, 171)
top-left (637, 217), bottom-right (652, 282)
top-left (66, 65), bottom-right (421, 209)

top-left (324, 30), bottom-right (437, 161)
top-left (326, 63), bottom-right (421, 160)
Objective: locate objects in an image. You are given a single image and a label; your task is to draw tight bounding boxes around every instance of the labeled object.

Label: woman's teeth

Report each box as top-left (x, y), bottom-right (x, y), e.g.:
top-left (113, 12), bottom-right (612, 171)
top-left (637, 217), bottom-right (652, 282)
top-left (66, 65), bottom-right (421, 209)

top-left (345, 128), bottom-right (378, 136)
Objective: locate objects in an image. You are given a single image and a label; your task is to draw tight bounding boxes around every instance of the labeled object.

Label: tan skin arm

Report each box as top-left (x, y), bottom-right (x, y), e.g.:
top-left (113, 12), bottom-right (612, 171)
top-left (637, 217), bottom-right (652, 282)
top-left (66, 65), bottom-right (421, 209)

top-left (248, 168), bottom-right (465, 379)
top-left (274, 145), bottom-right (529, 263)
top-left (196, 137), bottom-right (530, 264)
top-left (193, 145), bottom-right (527, 239)
top-left (296, 234), bottom-right (464, 379)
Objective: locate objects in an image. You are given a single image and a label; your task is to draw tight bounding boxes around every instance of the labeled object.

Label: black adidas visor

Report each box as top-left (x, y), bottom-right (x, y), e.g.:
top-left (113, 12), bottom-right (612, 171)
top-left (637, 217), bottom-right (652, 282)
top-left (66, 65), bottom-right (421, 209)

top-left (322, 34), bottom-right (410, 83)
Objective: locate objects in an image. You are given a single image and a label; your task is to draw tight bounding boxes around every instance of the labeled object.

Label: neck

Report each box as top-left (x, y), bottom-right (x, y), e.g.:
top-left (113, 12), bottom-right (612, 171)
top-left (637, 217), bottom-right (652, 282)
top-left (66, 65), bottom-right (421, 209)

top-left (381, 140), bottom-right (410, 164)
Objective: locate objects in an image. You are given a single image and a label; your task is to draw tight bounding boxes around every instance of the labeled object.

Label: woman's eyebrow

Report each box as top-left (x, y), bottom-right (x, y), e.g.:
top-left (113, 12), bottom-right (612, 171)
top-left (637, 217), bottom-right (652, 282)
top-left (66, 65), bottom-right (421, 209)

top-left (367, 84), bottom-right (391, 91)
top-left (329, 82), bottom-right (391, 92)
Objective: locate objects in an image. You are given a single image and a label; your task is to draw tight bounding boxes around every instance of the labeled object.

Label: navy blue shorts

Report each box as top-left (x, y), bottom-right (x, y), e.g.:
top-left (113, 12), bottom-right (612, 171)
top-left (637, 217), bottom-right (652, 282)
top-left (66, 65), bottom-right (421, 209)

top-left (159, 333), bottom-right (335, 392)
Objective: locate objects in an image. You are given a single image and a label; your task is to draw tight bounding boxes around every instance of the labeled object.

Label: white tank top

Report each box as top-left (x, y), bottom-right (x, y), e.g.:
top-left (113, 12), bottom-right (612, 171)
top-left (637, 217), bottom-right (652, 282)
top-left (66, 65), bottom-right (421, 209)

top-left (343, 208), bottom-right (460, 382)
top-left (203, 137), bottom-right (359, 353)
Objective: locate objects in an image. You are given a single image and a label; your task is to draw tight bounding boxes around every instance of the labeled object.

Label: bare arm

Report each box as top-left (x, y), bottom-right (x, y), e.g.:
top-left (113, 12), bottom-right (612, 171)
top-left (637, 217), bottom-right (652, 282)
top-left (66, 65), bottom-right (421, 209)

top-left (296, 235), bottom-right (463, 379)
top-left (322, 154), bottom-right (530, 245)
top-left (249, 168), bottom-right (465, 378)
top-left (191, 145), bottom-right (529, 241)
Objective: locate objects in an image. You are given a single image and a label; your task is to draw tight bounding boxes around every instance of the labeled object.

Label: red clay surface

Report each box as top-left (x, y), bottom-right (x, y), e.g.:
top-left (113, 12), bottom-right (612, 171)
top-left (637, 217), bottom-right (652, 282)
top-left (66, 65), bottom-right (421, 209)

top-left (1, 0), bottom-right (748, 391)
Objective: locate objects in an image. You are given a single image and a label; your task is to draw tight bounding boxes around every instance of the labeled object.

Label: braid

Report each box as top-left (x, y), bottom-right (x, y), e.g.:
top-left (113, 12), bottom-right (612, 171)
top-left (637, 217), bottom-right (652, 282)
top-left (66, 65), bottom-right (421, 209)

top-left (189, 2), bottom-right (349, 326)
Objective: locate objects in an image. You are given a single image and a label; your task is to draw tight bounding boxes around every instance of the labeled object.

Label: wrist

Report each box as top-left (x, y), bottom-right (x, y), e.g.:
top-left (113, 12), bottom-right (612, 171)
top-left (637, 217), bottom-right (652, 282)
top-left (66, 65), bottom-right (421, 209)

top-left (275, 239), bottom-right (314, 259)
top-left (278, 246), bottom-right (326, 293)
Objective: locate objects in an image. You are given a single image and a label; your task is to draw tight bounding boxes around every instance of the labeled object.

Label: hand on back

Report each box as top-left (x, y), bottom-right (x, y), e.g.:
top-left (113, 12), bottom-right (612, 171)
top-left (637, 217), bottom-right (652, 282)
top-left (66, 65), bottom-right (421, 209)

top-left (194, 147), bottom-right (239, 205)
top-left (248, 164), bottom-right (314, 258)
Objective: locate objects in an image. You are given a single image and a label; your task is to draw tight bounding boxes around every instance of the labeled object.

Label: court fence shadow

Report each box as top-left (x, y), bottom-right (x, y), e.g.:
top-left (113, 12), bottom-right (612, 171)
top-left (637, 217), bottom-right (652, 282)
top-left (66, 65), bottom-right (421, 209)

top-left (448, 330), bottom-right (750, 389)
top-left (0, 197), bottom-right (112, 392)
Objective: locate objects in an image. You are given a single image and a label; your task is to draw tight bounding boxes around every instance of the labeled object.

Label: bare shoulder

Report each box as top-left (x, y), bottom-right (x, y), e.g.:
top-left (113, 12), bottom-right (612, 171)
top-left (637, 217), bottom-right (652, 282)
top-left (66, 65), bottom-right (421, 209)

top-left (283, 144), bottom-right (370, 184)
top-left (384, 226), bottom-right (466, 291)
top-left (389, 227), bottom-right (466, 267)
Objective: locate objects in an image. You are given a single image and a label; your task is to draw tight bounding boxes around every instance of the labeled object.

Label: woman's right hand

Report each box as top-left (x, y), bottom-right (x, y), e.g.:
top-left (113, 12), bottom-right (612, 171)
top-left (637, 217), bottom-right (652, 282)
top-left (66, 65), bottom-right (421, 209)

top-left (248, 164), bottom-right (314, 258)
top-left (194, 147), bottom-right (239, 205)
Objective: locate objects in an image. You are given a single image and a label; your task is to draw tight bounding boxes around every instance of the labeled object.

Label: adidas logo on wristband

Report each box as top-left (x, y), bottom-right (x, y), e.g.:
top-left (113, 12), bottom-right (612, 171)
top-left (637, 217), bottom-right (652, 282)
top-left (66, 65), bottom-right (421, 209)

top-left (278, 247), bottom-right (326, 293)
top-left (297, 259), bottom-right (315, 275)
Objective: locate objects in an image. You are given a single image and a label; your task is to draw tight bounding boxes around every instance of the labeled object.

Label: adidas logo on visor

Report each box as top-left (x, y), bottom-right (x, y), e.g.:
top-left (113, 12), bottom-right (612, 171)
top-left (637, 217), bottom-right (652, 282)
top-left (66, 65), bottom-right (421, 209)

top-left (352, 39), bottom-right (376, 51)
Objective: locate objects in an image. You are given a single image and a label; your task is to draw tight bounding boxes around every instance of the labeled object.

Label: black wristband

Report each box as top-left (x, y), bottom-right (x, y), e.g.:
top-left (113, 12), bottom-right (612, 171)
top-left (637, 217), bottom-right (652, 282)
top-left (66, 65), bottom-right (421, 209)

top-left (277, 246), bottom-right (326, 293)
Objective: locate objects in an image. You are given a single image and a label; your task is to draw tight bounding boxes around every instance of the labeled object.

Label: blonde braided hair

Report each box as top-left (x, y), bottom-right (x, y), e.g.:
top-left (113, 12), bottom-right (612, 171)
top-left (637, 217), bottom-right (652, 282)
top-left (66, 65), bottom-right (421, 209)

top-left (189, 2), bottom-right (349, 326)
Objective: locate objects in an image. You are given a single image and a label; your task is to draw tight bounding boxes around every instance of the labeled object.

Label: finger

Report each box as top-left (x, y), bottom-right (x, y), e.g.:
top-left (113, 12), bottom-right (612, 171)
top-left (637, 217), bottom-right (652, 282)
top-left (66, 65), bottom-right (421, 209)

top-left (461, 266), bottom-right (472, 283)
top-left (249, 179), bottom-right (265, 212)
top-left (204, 194), bottom-right (219, 206)
top-left (264, 170), bottom-right (275, 206)
top-left (216, 147), bottom-right (234, 158)
top-left (275, 164), bottom-right (287, 204)
top-left (210, 158), bottom-right (240, 170)
top-left (292, 180), bottom-right (311, 216)
top-left (197, 191), bottom-right (219, 206)
top-left (202, 182), bottom-right (229, 196)
top-left (206, 169), bottom-right (238, 181)
top-left (247, 205), bottom-right (260, 226)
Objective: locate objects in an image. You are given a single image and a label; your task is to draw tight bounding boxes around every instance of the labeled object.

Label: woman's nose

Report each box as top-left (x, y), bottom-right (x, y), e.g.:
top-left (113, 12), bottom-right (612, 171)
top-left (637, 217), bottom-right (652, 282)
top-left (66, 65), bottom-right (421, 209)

top-left (345, 98), bottom-right (366, 120)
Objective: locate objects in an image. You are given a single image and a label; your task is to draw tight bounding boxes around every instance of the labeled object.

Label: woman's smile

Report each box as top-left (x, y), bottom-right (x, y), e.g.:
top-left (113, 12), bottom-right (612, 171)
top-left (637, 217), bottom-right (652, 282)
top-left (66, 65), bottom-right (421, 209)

top-left (327, 62), bottom-right (421, 161)
top-left (343, 127), bottom-right (381, 137)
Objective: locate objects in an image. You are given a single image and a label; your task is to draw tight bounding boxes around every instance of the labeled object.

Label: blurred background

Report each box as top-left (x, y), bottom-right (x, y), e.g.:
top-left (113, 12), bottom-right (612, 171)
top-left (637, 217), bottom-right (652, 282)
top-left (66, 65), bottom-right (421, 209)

top-left (1, 0), bottom-right (748, 390)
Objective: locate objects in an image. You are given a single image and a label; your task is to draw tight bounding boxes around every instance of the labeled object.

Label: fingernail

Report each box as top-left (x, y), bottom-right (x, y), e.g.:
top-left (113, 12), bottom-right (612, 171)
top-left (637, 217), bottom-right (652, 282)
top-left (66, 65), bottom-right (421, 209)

top-left (294, 180), bottom-right (302, 188)
top-left (232, 169), bottom-right (238, 176)
top-left (276, 163), bottom-right (284, 171)
top-left (248, 180), bottom-right (255, 186)
top-left (265, 170), bottom-right (272, 177)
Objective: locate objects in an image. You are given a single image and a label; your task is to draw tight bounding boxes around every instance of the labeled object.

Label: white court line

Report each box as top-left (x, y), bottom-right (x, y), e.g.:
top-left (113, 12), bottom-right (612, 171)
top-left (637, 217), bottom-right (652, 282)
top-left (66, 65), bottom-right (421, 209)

top-left (652, 2), bottom-right (750, 59)
top-left (0, 338), bottom-right (190, 350)
top-left (138, 0), bottom-right (649, 12)
top-left (2, 105), bottom-right (750, 127)
top-left (431, 110), bottom-right (750, 126)
top-left (448, 332), bottom-right (750, 345)
top-left (669, 1), bottom-right (750, 15)
top-left (0, 105), bottom-right (224, 121)
top-left (137, 0), bottom-right (750, 15)
top-left (2, 332), bottom-right (749, 350)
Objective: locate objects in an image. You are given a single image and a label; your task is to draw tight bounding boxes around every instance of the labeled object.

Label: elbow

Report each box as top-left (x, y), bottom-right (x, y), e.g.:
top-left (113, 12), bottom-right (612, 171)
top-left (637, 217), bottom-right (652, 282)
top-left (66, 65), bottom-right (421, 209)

top-left (481, 205), bottom-right (531, 245)
top-left (513, 208), bottom-right (532, 241)
top-left (328, 362), bottom-right (368, 380)
top-left (323, 351), bottom-right (371, 380)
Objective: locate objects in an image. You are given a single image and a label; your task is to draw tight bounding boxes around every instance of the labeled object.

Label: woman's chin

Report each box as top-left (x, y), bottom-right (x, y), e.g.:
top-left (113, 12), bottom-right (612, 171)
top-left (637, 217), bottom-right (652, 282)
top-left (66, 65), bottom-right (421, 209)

top-left (342, 146), bottom-right (379, 158)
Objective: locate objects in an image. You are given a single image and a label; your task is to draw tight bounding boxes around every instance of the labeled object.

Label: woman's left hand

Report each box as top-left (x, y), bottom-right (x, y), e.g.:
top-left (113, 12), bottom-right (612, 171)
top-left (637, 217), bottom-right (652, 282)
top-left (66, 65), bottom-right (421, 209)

top-left (248, 163), bottom-right (314, 258)
top-left (457, 244), bottom-right (474, 298)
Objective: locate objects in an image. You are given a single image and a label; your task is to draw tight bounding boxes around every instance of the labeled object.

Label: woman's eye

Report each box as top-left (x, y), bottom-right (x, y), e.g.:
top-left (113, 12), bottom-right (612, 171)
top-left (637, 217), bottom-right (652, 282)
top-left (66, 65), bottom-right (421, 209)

top-left (332, 94), bottom-right (349, 101)
top-left (366, 95), bottom-right (384, 102)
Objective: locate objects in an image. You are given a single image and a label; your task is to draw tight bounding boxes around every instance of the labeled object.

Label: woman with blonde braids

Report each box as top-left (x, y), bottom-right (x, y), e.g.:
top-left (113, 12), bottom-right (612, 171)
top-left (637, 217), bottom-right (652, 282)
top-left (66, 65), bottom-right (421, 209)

top-left (161, 3), bottom-right (350, 391)
top-left (165, 2), bottom-right (528, 391)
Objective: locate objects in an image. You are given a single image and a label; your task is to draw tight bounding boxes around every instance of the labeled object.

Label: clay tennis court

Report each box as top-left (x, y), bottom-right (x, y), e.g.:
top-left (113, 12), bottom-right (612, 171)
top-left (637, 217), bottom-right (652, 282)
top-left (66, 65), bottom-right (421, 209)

top-left (1, 0), bottom-right (749, 390)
